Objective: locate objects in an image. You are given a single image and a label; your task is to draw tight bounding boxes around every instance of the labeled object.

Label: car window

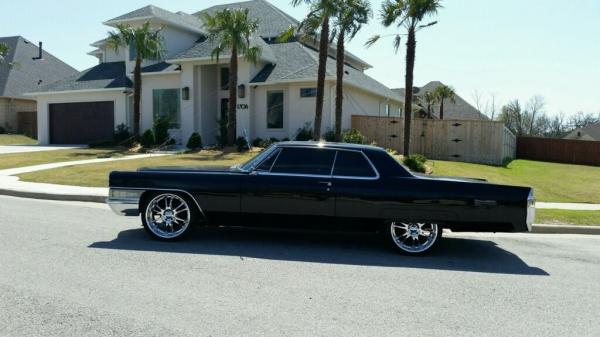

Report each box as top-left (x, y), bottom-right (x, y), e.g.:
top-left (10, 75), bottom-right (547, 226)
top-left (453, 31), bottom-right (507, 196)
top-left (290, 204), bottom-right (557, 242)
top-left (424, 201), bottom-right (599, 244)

top-left (333, 150), bottom-right (377, 178)
top-left (271, 147), bottom-right (335, 176)
top-left (255, 148), bottom-right (281, 172)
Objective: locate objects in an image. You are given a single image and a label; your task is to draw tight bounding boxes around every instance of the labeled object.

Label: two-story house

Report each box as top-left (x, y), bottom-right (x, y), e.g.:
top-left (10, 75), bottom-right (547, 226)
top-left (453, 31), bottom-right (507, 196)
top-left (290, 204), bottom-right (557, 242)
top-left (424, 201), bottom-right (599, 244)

top-left (27, 0), bottom-right (402, 145)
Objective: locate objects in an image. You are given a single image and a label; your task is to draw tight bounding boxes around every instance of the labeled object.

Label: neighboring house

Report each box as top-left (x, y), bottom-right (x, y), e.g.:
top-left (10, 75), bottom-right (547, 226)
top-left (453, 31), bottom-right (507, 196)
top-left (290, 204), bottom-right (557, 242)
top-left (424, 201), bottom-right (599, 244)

top-left (0, 36), bottom-right (77, 136)
top-left (393, 81), bottom-right (487, 120)
top-left (563, 124), bottom-right (600, 141)
top-left (26, 0), bottom-right (402, 145)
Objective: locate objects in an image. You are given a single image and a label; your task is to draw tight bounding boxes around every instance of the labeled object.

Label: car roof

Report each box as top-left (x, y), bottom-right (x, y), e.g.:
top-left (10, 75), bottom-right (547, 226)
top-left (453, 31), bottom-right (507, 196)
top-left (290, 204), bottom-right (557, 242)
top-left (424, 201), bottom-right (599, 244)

top-left (274, 141), bottom-right (386, 152)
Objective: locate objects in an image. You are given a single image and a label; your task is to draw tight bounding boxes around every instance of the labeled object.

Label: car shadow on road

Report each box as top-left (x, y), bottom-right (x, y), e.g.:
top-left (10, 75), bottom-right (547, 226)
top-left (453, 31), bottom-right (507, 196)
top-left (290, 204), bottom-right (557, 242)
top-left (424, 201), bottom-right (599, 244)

top-left (89, 227), bottom-right (548, 276)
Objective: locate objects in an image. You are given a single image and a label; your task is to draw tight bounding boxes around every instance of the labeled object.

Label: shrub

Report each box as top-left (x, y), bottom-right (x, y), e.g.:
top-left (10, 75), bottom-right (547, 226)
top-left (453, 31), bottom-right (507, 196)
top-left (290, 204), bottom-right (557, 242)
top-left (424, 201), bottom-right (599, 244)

top-left (113, 124), bottom-right (132, 145)
top-left (140, 129), bottom-right (155, 147)
top-left (323, 130), bottom-right (336, 142)
top-left (236, 136), bottom-right (249, 152)
top-left (269, 137), bottom-right (280, 143)
top-left (341, 128), bottom-right (365, 144)
top-left (0, 126), bottom-right (5, 134)
top-left (402, 154), bottom-right (427, 173)
top-left (295, 122), bottom-right (313, 141)
top-left (281, 137), bottom-right (290, 142)
top-left (153, 116), bottom-right (171, 145)
top-left (186, 132), bottom-right (203, 150)
top-left (252, 137), bottom-right (263, 147)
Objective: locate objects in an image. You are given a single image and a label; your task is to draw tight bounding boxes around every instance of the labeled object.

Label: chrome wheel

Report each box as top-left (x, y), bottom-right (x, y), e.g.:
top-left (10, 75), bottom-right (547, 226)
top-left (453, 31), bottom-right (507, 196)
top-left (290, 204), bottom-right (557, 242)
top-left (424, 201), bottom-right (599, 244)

top-left (144, 194), bottom-right (191, 239)
top-left (389, 221), bottom-right (440, 254)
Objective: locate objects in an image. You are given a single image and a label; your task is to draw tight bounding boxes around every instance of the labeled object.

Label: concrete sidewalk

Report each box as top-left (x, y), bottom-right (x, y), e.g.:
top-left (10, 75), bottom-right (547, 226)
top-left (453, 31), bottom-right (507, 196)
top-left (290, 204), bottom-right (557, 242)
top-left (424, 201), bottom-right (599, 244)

top-left (0, 144), bottom-right (86, 154)
top-left (536, 202), bottom-right (600, 211)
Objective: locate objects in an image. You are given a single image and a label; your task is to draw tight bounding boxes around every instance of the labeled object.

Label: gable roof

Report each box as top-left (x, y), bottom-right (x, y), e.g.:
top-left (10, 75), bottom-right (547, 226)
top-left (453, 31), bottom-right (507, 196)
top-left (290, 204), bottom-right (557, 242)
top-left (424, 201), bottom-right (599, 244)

top-left (250, 42), bottom-right (401, 102)
top-left (565, 123), bottom-right (600, 141)
top-left (104, 5), bottom-right (205, 34)
top-left (393, 81), bottom-right (488, 120)
top-left (169, 35), bottom-right (275, 63)
top-left (28, 61), bottom-right (131, 94)
top-left (196, 0), bottom-right (297, 39)
top-left (0, 36), bottom-right (78, 98)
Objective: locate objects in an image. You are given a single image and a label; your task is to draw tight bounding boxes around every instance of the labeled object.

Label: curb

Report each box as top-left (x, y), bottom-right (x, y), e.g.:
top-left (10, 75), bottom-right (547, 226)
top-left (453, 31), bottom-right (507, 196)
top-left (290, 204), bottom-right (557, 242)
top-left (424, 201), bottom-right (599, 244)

top-left (0, 188), bottom-right (106, 203)
top-left (531, 224), bottom-right (600, 235)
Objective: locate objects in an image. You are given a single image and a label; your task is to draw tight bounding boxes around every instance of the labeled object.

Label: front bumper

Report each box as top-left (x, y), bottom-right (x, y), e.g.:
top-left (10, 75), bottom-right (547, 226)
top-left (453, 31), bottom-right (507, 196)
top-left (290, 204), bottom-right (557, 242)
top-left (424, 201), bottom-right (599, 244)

top-left (526, 190), bottom-right (536, 232)
top-left (106, 189), bottom-right (144, 216)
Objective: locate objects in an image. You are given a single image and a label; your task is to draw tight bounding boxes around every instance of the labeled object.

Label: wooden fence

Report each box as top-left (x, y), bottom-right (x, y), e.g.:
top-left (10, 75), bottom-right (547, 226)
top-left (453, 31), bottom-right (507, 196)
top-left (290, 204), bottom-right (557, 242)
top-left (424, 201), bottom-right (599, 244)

top-left (516, 136), bottom-right (600, 166)
top-left (352, 116), bottom-right (516, 165)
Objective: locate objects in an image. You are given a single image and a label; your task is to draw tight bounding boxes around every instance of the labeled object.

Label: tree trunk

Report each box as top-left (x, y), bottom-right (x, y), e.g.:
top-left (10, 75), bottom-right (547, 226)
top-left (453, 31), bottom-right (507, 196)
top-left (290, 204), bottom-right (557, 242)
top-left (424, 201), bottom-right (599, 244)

top-left (314, 16), bottom-right (329, 141)
top-left (403, 27), bottom-right (416, 156)
top-left (439, 98), bottom-right (444, 120)
top-left (133, 56), bottom-right (142, 136)
top-left (334, 30), bottom-right (345, 142)
top-left (227, 45), bottom-right (238, 146)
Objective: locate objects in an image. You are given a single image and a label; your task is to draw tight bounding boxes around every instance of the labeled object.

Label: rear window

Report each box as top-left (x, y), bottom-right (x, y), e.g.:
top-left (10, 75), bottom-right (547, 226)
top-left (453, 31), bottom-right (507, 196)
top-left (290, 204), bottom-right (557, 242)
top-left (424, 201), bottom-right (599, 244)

top-left (333, 150), bottom-right (376, 178)
top-left (271, 147), bottom-right (335, 176)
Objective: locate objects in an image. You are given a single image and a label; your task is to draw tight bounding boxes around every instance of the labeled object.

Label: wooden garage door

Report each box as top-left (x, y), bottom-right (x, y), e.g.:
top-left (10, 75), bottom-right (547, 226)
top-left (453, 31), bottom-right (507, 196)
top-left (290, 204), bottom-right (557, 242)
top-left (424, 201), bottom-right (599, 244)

top-left (49, 101), bottom-right (114, 144)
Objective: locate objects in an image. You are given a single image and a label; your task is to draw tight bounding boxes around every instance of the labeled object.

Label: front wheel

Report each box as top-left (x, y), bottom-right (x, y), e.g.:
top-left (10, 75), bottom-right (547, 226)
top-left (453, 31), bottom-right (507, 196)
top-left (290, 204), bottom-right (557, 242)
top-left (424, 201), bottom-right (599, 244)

top-left (385, 221), bottom-right (442, 255)
top-left (141, 193), bottom-right (196, 241)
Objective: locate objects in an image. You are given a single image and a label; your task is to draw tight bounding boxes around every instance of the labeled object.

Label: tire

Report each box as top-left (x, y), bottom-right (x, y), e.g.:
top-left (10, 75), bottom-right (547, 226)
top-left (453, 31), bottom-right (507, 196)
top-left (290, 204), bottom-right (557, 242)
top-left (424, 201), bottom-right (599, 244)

top-left (140, 192), bottom-right (198, 241)
top-left (385, 221), bottom-right (442, 255)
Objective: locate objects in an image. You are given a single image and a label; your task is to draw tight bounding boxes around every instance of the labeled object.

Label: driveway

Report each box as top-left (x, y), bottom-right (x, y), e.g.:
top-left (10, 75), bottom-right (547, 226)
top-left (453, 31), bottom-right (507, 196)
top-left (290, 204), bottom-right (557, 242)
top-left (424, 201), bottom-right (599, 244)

top-left (0, 144), bottom-right (86, 154)
top-left (1, 195), bottom-right (599, 337)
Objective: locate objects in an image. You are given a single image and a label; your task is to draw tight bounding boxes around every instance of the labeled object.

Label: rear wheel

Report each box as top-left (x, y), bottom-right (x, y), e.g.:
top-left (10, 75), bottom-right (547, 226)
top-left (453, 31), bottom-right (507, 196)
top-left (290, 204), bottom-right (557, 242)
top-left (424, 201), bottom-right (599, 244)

top-left (141, 193), bottom-right (196, 241)
top-left (385, 221), bottom-right (441, 255)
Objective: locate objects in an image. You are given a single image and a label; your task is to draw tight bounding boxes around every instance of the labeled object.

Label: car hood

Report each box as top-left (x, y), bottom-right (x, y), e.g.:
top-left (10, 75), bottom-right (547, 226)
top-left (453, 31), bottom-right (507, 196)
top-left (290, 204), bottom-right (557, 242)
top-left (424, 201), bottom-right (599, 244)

top-left (137, 166), bottom-right (233, 173)
top-left (412, 173), bottom-right (488, 184)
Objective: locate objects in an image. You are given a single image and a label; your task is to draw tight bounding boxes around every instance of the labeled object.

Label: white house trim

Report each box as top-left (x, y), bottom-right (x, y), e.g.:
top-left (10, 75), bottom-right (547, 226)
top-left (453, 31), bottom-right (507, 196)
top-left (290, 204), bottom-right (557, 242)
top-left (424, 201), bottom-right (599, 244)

top-left (24, 87), bottom-right (129, 97)
top-left (141, 71), bottom-right (181, 76)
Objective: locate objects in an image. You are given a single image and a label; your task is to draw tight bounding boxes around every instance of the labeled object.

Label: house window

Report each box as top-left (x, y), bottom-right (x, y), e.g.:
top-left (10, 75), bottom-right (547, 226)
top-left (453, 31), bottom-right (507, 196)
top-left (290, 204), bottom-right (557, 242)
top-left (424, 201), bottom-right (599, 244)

top-left (385, 104), bottom-right (390, 117)
top-left (153, 89), bottom-right (181, 129)
top-left (220, 67), bottom-right (230, 90)
top-left (267, 91), bottom-right (284, 129)
top-left (300, 88), bottom-right (317, 98)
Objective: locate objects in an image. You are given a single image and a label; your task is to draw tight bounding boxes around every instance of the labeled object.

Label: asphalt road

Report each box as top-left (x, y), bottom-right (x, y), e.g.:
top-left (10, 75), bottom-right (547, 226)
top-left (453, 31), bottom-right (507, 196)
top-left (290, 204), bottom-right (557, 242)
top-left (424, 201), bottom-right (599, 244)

top-left (1, 195), bottom-right (599, 337)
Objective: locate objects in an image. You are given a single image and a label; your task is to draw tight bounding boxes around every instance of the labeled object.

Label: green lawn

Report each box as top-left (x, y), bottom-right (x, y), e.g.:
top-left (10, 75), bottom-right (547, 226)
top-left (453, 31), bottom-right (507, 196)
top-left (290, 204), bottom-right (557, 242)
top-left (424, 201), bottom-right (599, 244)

top-left (18, 149), bottom-right (256, 187)
top-left (536, 209), bottom-right (600, 226)
top-left (0, 148), bottom-right (134, 170)
top-left (0, 134), bottom-right (37, 145)
top-left (429, 159), bottom-right (600, 204)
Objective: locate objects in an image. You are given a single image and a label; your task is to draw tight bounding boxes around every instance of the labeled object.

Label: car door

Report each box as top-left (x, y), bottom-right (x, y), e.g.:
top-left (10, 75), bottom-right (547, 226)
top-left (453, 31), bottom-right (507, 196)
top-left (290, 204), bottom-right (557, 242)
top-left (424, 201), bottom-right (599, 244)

top-left (240, 146), bottom-right (336, 228)
top-left (331, 150), bottom-right (382, 227)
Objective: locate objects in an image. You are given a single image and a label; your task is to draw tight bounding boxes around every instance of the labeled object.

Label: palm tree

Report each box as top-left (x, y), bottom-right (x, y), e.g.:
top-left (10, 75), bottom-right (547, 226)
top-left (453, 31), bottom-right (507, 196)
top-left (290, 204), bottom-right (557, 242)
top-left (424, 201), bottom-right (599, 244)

top-left (433, 84), bottom-right (455, 120)
top-left (366, 0), bottom-right (441, 156)
top-left (201, 8), bottom-right (262, 146)
top-left (289, 0), bottom-right (339, 140)
top-left (107, 22), bottom-right (164, 136)
top-left (331, 0), bottom-right (371, 141)
top-left (421, 91), bottom-right (437, 119)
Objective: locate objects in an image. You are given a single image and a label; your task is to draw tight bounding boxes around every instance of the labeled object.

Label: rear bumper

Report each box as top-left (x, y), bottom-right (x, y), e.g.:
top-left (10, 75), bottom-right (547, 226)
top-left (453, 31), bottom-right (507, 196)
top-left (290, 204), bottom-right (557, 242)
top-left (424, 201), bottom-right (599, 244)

top-left (526, 189), bottom-right (536, 232)
top-left (106, 189), bottom-right (144, 216)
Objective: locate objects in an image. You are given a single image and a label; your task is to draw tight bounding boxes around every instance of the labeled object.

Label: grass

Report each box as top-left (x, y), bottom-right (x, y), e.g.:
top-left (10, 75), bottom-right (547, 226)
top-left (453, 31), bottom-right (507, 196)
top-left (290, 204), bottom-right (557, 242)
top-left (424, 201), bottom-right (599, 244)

top-left (0, 148), bottom-right (134, 170)
top-left (18, 149), bottom-right (256, 187)
top-left (536, 209), bottom-right (600, 226)
top-left (428, 159), bottom-right (600, 204)
top-left (0, 134), bottom-right (37, 145)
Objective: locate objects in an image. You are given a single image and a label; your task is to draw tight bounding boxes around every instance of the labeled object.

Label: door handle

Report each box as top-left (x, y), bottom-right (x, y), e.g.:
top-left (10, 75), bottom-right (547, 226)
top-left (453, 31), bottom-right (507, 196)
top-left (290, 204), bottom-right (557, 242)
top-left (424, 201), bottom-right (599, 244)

top-left (318, 181), bottom-right (332, 187)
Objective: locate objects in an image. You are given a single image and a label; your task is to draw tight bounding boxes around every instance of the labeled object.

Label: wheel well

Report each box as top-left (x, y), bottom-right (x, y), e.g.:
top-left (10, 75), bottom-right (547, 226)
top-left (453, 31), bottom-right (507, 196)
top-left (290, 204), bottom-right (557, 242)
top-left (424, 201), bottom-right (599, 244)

top-left (139, 190), bottom-right (205, 221)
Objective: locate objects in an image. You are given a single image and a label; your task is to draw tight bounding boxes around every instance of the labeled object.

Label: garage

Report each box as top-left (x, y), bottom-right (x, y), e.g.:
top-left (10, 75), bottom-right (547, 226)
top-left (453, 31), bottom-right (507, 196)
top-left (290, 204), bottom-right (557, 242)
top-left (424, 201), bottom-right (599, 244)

top-left (49, 101), bottom-right (114, 144)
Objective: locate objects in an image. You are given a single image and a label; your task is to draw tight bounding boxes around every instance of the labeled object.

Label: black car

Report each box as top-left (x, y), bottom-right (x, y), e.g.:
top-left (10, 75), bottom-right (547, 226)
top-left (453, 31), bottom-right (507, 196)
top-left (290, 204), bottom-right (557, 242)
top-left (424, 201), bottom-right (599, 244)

top-left (108, 142), bottom-right (535, 255)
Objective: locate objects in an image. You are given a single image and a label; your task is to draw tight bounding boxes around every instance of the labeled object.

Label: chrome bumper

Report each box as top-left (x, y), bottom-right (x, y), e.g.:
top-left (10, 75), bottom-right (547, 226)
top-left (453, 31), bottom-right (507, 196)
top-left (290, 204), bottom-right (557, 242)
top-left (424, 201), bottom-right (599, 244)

top-left (106, 189), bottom-right (144, 216)
top-left (526, 190), bottom-right (535, 232)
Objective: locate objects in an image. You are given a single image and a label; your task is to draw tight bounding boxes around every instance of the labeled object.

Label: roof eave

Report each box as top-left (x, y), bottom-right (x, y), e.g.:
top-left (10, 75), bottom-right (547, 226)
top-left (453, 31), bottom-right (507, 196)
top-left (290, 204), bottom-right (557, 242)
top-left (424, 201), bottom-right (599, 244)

top-left (24, 87), bottom-right (130, 97)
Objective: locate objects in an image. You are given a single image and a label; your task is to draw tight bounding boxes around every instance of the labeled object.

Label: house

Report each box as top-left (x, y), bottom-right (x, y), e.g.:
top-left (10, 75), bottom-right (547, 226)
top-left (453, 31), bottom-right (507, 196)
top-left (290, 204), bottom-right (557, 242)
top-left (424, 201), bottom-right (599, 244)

top-left (26, 0), bottom-right (402, 145)
top-left (563, 124), bottom-right (600, 141)
top-left (393, 81), bottom-right (487, 120)
top-left (0, 36), bottom-right (78, 136)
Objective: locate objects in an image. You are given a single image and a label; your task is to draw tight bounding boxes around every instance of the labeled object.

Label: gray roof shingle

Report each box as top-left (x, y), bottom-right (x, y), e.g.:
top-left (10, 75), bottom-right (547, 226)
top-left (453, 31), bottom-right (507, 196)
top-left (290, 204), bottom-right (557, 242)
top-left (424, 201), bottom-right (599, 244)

top-left (250, 42), bottom-right (400, 101)
top-left (105, 5), bottom-right (205, 33)
top-left (32, 61), bottom-right (132, 93)
top-left (393, 81), bottom-right (488, 120)
top-left (196, 0), bottom-right (298, 38)
top-left (0, 36), bottom-right (78, 98)
top-left (140, 61), bottom-right (180, 73)
top-left (171, 35), bottom-right (275, 62)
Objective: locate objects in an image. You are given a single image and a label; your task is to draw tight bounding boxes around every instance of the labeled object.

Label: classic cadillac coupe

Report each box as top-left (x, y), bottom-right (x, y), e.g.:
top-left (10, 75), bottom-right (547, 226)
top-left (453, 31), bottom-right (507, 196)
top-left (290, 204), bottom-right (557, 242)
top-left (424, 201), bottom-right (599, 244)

top-left (108, 142), bottom-right (535, 255)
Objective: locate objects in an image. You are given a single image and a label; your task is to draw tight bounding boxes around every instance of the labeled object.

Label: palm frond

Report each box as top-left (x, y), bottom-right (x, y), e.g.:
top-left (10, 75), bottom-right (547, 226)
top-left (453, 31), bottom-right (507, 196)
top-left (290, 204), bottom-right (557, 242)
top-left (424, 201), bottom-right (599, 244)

top-left (364, 34), bottom-right (381, 48)
top-left (393, 34), bottom-right (402, 53)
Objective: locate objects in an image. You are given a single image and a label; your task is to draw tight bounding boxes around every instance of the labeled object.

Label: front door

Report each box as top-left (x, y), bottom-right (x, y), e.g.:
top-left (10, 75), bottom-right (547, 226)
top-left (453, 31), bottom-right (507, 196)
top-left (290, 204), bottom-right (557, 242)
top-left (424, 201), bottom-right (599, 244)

top-left (219, 98), bottom-right (233, 143)
top-left (241, 146), bottom-right (336, 228)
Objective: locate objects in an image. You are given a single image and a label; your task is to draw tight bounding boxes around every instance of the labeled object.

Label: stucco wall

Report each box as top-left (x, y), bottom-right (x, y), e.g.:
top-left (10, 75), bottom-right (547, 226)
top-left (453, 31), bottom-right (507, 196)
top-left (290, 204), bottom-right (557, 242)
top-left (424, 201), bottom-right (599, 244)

top-left (140, 73), bottom-right (181, 134)
top-left (0, 98), bottom-right (36, 131)
top-left (35, 91), bottom-right (128, 144)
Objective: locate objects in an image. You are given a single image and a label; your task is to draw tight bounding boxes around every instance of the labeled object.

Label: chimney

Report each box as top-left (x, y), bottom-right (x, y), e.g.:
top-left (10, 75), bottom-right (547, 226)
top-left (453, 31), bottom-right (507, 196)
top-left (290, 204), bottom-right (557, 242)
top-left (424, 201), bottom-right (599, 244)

top-left (33, 42), bottom-right (43, 60)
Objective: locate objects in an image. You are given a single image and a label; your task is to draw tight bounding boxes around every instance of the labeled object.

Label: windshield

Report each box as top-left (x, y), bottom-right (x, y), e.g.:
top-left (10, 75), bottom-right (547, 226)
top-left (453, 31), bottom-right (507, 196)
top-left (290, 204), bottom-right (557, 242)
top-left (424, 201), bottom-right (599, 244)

top-left (234, 144), bottom-right (278, 172)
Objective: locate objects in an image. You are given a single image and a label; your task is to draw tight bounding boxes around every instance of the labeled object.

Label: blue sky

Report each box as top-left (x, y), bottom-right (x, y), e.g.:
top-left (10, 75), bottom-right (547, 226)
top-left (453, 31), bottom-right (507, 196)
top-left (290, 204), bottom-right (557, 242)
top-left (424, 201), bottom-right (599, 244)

top-left (1, 0), bottom-right (598, 116)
